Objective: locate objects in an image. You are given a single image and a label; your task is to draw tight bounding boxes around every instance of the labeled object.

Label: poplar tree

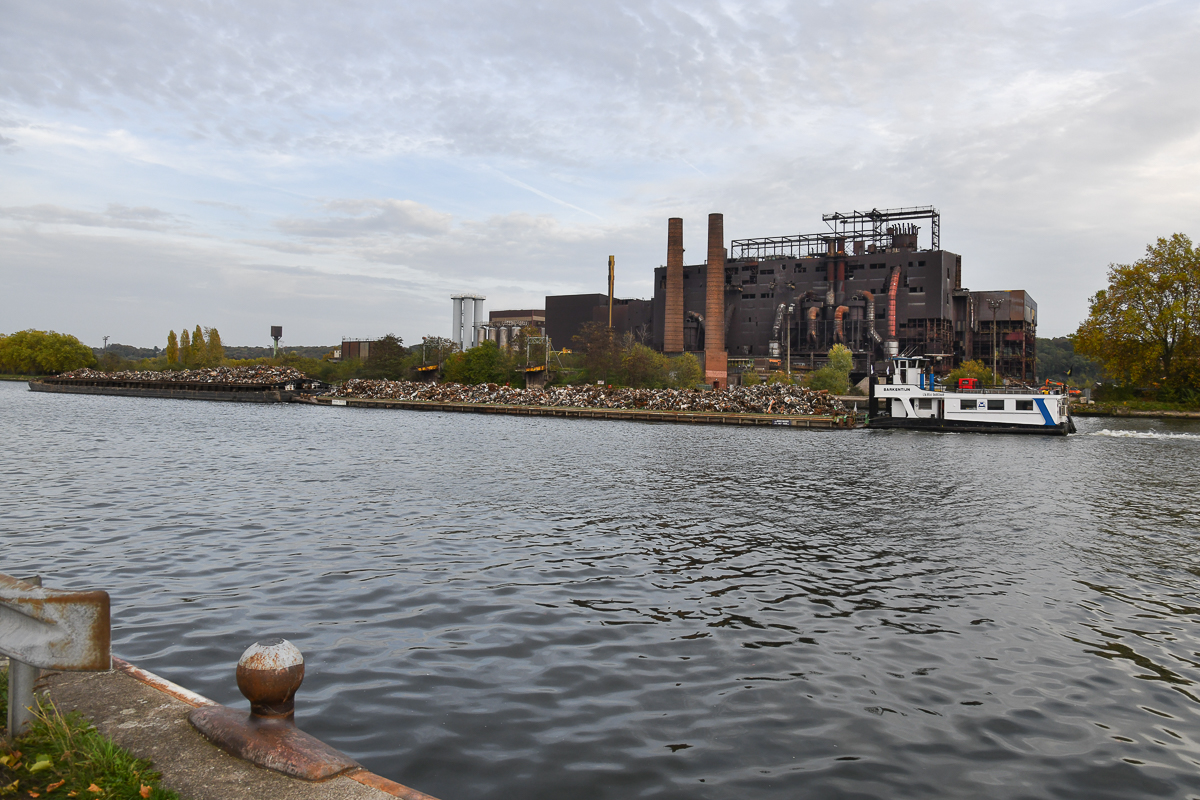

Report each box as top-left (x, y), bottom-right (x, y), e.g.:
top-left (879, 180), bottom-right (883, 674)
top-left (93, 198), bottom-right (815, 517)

top-left (206, 327), bottom-right (224, 364)
top-left (166, 330), bottom-right (179, 364)
top-left (179, 329), bottom-right (191, 365)
top-left (192, 325), bottom-right (206, 366)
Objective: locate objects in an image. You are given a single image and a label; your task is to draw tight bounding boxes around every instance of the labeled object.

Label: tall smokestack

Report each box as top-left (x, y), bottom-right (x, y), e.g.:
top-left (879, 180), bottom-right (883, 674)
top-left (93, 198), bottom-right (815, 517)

top-left (664, 218), bottom-right (684, 353)
top-left (705, 213), bottom-right (727, 388)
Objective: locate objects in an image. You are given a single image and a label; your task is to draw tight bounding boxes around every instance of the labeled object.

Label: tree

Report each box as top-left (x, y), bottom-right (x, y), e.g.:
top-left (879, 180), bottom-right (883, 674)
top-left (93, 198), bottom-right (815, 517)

top-left (741, 369), bottom-right (761, 386)
top-left (574, 322), bottom-right (620, 383)
top-left (192, 325), bottom-right (206, 366)
top-left (166, 330), bottom-right (179, 364)
top-left (945, 359), bottom-right (994, 387)
top-left (206, 328), bottom-right (225, 364)
top-left (179, 329), bottom-right (191, 366)
top-left (442, 340), bottom-right (513, 385)
top-left (621, 343), bottom-right (669, 387)
top-left (669, 352), bottom-right (703, 388)
top-left (0, 330), bottom-right (97, 374)
top-left (1074, 233), bottom-right (1200, 391)
top-left (804, 344), bottom-right (853, 394)
top-left (362, 334), bottom-right (408, 379)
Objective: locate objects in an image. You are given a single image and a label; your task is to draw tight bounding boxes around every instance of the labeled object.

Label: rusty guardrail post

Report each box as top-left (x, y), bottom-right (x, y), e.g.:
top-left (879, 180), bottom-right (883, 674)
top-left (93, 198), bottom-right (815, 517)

top-left (189, 639), bottom-right (360, 780)
top-left (0, 573), bottom-right (111, 738)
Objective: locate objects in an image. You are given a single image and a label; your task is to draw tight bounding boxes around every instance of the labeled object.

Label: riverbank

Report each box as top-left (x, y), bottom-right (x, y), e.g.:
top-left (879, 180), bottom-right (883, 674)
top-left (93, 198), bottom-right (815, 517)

top-left (10, 659), bottom-right (438, 800)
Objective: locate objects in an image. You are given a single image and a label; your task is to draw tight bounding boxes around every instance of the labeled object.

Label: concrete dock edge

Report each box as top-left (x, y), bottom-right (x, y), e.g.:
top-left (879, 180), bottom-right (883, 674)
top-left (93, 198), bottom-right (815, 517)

top-left (36, 657), bottom-right (439, 800)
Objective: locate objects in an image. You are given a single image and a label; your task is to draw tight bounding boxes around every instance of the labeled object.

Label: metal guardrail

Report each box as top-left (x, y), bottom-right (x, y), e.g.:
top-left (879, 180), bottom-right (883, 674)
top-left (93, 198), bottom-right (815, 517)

top-left (0, 573), bottom-right (111, 737)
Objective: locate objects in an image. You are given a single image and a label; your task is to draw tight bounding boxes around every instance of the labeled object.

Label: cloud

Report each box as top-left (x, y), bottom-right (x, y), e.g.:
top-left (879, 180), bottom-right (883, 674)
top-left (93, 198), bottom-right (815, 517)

top-left (1, 0), bottom-right (1199, 340)
top-left (276, 199), bottom-right (453, 238)
top-left (0, 203), bottom-right (182, 231)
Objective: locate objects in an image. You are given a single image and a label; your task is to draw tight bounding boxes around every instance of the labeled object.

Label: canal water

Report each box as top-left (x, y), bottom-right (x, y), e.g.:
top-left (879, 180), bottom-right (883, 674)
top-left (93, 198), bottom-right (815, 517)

top-left (3, 381), bottom-right (1200, 799)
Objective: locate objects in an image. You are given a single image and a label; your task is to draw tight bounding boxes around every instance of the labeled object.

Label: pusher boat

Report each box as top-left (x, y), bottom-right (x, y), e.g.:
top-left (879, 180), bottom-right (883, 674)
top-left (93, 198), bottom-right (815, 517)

top-left (868, 356), bottom-right (1075, 435)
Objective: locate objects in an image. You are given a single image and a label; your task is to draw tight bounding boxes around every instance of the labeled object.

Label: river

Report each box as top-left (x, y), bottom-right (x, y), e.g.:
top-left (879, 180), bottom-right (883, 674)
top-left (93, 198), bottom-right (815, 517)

top-left (3, 380), bottom-right (1199, 799)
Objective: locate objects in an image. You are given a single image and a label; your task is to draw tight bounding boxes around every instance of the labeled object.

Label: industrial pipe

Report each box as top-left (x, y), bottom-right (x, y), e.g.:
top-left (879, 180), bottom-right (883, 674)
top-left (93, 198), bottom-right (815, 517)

top-left (886, 269), bottom-right (901, 341)
top-left (770, 302), bottom-right (788, 356)
top-left (807, 307), bottom-right (819, 344)
top-left (859, 291), bottom-right (882, 343)
top-left (834, 306), bottom-right (849, 342)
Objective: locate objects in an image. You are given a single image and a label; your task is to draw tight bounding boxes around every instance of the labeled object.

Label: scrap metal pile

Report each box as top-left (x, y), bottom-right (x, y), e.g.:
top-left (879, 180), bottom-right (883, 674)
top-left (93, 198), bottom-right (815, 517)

top-left (328, 380), bottom-right (848, 416)
top-left (57, 366), bottom-right (307, 384)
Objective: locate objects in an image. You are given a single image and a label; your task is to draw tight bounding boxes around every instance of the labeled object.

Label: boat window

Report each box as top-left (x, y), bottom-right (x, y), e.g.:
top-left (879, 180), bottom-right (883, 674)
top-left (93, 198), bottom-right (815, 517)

top-left (987, 399), bottom-right (1005, 410)
top-left (917, 398), bottom-right (933, 410)
top-left (959, 399), bottom-right (975, 410)
top-left (1016, 400), bottom-right (1034, 411)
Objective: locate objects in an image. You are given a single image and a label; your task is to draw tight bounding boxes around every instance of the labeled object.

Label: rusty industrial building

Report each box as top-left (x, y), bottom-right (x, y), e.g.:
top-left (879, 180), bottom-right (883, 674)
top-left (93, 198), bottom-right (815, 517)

top-left (647, 206), bottom-right (1037, 384)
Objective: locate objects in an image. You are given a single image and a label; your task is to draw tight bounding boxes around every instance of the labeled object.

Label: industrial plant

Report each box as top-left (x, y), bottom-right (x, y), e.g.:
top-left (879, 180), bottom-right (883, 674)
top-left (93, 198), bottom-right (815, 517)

top-left (648, 206), bottom-right (1038, 386)
top-left (435, 205), bottom-right (1037, 387)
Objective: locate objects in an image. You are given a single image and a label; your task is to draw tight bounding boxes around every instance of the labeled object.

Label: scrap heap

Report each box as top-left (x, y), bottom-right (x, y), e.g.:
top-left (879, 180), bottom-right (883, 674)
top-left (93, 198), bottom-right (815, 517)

top-left (57, 366), bottom-right (307, 384)
top-left (328, 380), bottom-right (848, 416)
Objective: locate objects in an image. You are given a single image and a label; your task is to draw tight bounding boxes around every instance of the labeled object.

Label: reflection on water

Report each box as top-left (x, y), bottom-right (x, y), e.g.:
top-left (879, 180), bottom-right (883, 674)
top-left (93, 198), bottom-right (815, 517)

top-left (3, 382), bottom-right (1200, 799)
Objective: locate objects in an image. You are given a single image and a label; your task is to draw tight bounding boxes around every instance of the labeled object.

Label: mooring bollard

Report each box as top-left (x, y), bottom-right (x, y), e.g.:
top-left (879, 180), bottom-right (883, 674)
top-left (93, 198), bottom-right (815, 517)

top-left (188, 638), bottom-right (360, 780)
top-left (0, 573), bottom-right (111, 739)
top-left (236, 638), bottom-right (305, 723)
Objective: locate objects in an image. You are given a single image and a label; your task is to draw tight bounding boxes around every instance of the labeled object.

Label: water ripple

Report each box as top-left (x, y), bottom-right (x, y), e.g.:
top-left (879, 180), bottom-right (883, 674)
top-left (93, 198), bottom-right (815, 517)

top-left (3, 384), bottom-right (1200, 799)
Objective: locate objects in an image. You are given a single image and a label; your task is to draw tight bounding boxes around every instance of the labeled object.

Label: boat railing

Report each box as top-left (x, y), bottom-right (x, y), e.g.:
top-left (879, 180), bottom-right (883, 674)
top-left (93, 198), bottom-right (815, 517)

top-left (931, 385), bottom-right (1059, 395)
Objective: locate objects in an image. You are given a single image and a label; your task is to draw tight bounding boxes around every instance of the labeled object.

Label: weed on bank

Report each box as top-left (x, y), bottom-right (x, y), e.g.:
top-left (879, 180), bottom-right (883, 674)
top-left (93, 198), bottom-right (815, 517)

top-left (1, 667), bottom-right (179, 799)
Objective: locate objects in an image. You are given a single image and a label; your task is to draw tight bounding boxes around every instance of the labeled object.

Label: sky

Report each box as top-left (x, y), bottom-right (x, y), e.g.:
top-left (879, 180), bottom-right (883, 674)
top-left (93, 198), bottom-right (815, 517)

top-left (1, 0), bottom-right (1198, 349)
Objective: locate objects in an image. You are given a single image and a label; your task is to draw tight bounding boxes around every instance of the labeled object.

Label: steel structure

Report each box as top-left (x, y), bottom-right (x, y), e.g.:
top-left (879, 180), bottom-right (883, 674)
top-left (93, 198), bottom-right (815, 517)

top-left (731, 206), bottom-right (940, 260)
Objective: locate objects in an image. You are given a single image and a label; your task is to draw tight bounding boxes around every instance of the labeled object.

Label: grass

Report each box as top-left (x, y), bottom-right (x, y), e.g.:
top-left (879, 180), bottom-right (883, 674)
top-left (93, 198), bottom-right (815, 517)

top-left (1, 666), bottom-right (180, 799)
top-left (0, 375), bottom-right (40, 381)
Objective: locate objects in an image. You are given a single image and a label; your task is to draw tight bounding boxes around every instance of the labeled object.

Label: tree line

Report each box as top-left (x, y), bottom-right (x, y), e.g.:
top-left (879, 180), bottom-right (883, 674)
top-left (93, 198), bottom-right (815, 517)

top-left (166, 325), bottom-right (225, 367)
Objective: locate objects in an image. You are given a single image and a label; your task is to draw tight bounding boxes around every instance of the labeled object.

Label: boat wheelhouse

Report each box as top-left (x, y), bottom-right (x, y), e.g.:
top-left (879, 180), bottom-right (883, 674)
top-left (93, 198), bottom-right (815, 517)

top-left (867, 356), bottom-right (1075, 435)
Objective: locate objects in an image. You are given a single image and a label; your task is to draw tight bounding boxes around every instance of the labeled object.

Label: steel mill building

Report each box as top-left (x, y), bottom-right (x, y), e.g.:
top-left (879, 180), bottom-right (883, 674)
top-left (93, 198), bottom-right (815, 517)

top-left (647, 206), bottom-right (1038, 386)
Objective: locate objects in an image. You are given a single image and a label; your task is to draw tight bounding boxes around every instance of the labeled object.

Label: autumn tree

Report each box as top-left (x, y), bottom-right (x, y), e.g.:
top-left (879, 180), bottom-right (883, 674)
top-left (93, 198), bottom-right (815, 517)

top-left (206, 328), bottom-right (225, 364)
top-left (945, 359), bottom-right (994, 387)
top-left (1074, 234), bottom-right (1200, 392)
top-left (166, 330), bottom-right (179, 364)
top-left (192, 325), bottom-right (206, 365)
top-left (0, 330), bottom-right (97, 374)
top-left (179, 329), bottom-right (191, 366)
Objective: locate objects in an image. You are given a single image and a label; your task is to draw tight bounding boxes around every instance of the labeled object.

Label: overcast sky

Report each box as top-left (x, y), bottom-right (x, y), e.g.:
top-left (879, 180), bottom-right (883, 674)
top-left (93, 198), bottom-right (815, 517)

top-left (2, 0), bottom-right (1198, 348)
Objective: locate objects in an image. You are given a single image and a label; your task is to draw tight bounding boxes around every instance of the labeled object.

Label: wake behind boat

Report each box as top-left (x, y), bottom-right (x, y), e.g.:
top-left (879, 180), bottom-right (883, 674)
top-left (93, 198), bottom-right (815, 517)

top-left (868, 356), bottom-right (1075, 435)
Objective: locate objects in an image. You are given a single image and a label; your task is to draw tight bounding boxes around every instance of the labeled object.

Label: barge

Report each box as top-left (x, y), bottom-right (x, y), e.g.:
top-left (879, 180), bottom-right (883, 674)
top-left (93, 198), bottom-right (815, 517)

top-left (868, 356), bottom-right (1075, 435)
top-left (29, 371), bottom-right (319, 404)
top-left (307, 395), bottom-right (856, 429)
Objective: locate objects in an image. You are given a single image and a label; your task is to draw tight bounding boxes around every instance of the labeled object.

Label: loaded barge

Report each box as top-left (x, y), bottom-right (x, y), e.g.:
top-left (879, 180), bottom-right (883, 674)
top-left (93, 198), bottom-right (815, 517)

top-left (306, 395), bottom-right (855, 429)
top-left (868, 356), bottom-right (1075, 435)
top-left (29, 367), bottom-right (319, 404)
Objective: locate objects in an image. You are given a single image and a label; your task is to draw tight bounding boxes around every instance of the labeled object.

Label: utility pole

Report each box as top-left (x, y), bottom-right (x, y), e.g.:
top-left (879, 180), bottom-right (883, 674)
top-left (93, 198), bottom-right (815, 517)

top-left (608, 255), bottom-right (615, 329)
top-left (102, 336), bottom-right (109, 354)
top-left (987, 299), bottom-right (1002, 386)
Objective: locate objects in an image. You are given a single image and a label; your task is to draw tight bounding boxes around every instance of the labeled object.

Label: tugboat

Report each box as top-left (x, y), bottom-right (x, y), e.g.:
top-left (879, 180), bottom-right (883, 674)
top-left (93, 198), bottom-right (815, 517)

top-left (868, 356), bottom-right (1075, 435)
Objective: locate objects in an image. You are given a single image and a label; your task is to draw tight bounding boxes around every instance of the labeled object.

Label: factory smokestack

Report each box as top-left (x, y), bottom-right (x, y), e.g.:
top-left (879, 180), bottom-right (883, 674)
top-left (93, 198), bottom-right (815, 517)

top-left (705, 213), bottom-right (727, 388)
top-left (664, 218), bottom-right (684, 353)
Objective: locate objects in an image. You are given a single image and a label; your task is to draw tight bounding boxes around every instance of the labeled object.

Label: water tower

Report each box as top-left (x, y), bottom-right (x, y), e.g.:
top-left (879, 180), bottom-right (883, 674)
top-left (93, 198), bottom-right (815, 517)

top-left (271, 325), bottom-right (283, 358)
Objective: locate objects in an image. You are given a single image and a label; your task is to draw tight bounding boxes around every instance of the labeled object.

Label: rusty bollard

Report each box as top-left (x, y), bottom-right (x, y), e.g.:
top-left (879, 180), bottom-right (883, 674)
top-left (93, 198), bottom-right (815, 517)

top-left (188, 639), bottom-right (360, 780)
